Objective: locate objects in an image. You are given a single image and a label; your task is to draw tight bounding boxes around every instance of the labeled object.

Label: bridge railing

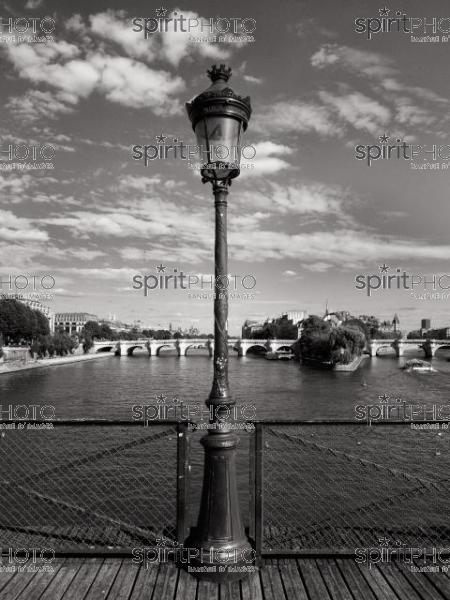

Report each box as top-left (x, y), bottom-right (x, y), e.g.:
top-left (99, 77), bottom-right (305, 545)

top-left (0, 420), bottom-right (189, 554)
top-left (249, 421), bottom-right (450, 556)
top-left (2, 419), bottom-right (447, 558)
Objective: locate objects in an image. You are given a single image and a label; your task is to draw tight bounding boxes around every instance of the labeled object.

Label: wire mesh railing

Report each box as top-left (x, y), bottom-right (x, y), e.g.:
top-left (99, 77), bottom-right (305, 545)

top-left (250, 421), bottom-right (450, 556)
top-left (1, 418), bottom-right (448, 558)
top-left (0, 420), bottom-right (189, 554)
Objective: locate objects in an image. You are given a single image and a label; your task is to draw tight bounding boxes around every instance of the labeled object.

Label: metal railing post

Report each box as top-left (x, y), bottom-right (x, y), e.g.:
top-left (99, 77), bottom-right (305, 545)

top-left (176, 421), bottom-right (190, 544)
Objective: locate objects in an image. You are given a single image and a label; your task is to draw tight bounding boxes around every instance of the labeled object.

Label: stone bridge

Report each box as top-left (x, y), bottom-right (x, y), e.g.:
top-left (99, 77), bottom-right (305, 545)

top-left (91, 338), bottom-right (297, 357)
top-left (368, 338), bottom-right (450, 359)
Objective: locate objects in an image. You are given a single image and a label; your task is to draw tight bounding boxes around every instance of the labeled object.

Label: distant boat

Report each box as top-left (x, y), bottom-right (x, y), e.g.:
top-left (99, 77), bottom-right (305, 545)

top-left (401, 359), bottom-right (436, 372)
top-left (266, 350), bottom-right (294, 361)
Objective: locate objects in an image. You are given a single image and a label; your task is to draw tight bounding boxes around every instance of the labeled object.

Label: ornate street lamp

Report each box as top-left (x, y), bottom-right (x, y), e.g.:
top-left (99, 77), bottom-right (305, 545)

top-left (184, 65), bottom-right (252, 581)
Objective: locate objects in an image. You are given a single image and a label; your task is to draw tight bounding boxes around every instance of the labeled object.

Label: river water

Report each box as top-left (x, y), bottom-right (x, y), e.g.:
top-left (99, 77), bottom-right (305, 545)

top-left (1, 347), bottom-right (450, 420)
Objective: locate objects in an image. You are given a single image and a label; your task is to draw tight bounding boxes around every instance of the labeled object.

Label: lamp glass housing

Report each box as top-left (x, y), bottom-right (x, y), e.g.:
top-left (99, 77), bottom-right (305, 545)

top-left (194, 114), bottom-right (243, 181)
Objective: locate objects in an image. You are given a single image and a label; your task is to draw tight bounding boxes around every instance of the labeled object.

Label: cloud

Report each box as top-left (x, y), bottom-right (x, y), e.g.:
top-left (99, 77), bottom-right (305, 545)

top-left (252, 101), bottom-right (343, 138)
top-left (89, 10), bottom-right (157, 59)
top-left (243, 75), bottom-right (263, 84)
top-left (235, 181), bottom-right (354, 225)
top-left (241, 141), bottom-right (293, 176)
top-left (311, 44), bottom-right (395, 79)
top-left (228, 227), bottom-right (450, 267)
top-left (42, 211), bottom-right (175, 238)
top-left (0, 174), bottom-right (32, 195)
top-left (0, 210), bottom-right (48, 242)
top-left (6, 42), bottom-right (98, 99)
top-left (6, 90), bottom-right (76, 123)
top-left (159, 9), bottom-right (230, 66)
top-left (68, 9), bottom-right (233, 67)
top-left (5, 35), bottom-right (185, 114)
top-left (89, 53), bottom-right (185, 113)
top-left (311, 44), bottom-right (447, 131)
top-left (319, 90), bottom-right (390, 135)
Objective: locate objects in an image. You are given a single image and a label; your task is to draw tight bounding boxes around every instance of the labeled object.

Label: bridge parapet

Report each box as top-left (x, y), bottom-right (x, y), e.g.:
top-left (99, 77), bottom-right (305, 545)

top-left (91, 338), bottom-right (298, 358)
top-left (368, 338), bottom-right (446, 358)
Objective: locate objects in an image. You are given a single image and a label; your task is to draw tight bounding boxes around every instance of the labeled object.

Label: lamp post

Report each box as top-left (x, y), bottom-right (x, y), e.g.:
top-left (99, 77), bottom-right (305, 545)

top-left (184, 65), bottom-right (252, 581)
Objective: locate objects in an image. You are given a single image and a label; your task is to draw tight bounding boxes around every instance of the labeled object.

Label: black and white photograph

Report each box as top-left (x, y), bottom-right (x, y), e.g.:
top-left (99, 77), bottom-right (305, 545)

top-left (0, 0), bottom-right (449, 598)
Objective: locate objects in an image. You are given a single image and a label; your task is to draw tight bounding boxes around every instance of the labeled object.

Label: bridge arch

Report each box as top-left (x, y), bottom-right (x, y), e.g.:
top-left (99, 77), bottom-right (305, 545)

top-left (432, 344), bottom-right (450, 356)
top-left (126, 344), bottom-right (147, 356)
top-left (95, 345), bottom-right (115, 353)
top-left (183, 343), bottom-right (209, 356)
top-left (244, 343), bottom-right (268, 356)
top-left (272, 344), bottom-right (295, 352)
top-left (154, 343), bottom-right (177, 356)
top-left (374, 344), bottom-right (396, 357)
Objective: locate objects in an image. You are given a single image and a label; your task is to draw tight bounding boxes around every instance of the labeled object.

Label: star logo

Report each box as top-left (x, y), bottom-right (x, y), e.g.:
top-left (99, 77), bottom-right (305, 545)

top-left (379, 6), bottom-right (390, 16)
top-left (156, 537), bottom-right (167, 547)
top-left (379, 264), bottom-right (390, 273)
top-left (156, 264), bottom-right (166, 273)
top-left (156, 134), bottom-right (166, 144)
top-left (155, 7), bottom-right (167, 18)
top-left (156, 393), bottom-right (167, 404)
top-left (378, 537), bottom-right (391, 547)
top-left (378, 393), bottom-right (390, 403)
top-left (379, 133), bottom-right (390, 144)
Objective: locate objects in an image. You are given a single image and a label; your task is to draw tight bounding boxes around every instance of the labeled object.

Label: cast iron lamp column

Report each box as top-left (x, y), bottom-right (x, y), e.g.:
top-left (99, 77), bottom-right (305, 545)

top-left (184, 65), bottom-right (253, 582)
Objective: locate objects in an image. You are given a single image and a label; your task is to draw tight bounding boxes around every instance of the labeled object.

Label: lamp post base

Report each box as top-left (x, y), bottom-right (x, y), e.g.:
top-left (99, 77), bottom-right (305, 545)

top-left (181, 430), bottom-right (255, 582)
top-left (182, 532), bottom-right (254, 582)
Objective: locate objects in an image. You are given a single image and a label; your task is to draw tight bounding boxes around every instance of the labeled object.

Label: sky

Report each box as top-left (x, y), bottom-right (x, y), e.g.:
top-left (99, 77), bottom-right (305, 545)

top-left (1, 0), bottom-right (450, 335)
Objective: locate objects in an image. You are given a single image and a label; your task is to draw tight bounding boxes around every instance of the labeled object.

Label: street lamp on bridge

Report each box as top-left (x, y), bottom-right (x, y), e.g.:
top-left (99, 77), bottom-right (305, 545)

top-left (184, 65), bottom-right (252, 581)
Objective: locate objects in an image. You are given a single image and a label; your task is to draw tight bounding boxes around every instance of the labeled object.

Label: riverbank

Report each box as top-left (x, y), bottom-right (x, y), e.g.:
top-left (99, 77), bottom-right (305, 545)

top-left (0, 352), bottom-right (114, 375)
top-left (334, 353), bottom-right (369, 371)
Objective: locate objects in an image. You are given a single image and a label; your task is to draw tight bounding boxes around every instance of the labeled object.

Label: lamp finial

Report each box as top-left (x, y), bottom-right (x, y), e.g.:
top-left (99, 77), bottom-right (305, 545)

top-left (207, 64), bottom-right (232, 83)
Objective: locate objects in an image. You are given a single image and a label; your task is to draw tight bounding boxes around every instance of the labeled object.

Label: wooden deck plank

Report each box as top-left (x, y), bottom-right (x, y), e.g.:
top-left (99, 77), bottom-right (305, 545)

top-left (197, 578), bottom-right (219, 600)
top-left (84, 558), bottom-right (123, 600)
top-left (151, 563), bottom-right (179, 600)
top-left (128, 563), bottom-right (160, 600)
top-left (34, 559), bottom-right (81, 600)
top-left (297, 559), bottom-right (332, 600)
top-left (335, 559), bottom-right (378, 600)
top-left (0, 556), bottom-right (446, 600)
top-left (381, 563), bottom-right (424, 600)
top-left (0, 568), bottom-right (19, 594)
top-left (277, 559), bottom-right (308, 600)
top-left (240, 570), bottom-right (263, 600)
top-left (357, 563), bottom-right (399, 600)
top-left (104, 559), bottom-right (139, 600)
top-left (316, 559), bottom-right (353, 600)
top-left (60, 558), bottom-right (103, 599)
top-left (174, 568), bottom-right (198, 600)
top-left (220, 578), bottom-right (241, 600)
top-left (15, 560), bottom-right (65, 600)
top-left (260, 559), bottom-right (286, 600)
top-left (398, 563), bottom-right (448, 600)
top-left (422, 567), bottom-right (450, 598)
top-left (0, 569), bottom-right (39, 600)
